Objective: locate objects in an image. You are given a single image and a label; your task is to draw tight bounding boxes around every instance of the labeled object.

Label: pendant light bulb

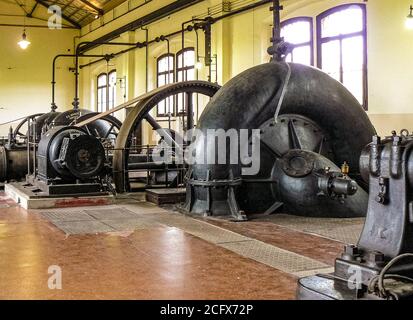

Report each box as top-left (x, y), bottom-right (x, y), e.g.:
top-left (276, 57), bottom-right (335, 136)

top-left (18, 30), bottom-right (31, 49)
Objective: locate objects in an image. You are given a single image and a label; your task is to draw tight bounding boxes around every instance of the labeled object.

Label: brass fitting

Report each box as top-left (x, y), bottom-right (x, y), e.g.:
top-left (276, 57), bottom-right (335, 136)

top-left (341, 161), bottom-right (349, 176)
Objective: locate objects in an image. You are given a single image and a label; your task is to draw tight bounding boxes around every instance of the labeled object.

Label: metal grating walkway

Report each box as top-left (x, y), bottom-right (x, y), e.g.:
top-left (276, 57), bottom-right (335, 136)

top-left (256, 214), bottom-right (364, 244)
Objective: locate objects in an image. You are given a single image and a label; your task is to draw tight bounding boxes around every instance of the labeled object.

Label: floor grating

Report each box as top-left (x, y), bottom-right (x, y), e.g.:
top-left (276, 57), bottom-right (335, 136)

top-left (255, 214), bottom-right (365, 244)
top-left (39, 206), bottom-right (160, 235)
top-left (220, 240), bottom-right (329, 275)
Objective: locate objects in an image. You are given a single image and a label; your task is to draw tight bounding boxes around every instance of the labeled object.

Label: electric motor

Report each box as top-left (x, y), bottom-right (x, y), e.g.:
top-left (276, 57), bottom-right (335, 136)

top-left (37, 126), bottom-right (106, 183)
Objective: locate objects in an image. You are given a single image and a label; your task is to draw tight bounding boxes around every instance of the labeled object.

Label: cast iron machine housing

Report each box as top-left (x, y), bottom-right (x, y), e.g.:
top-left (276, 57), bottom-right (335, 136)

top-left (183, 62), bottom-right (376, 220)
top-left (297, 132), bottom-right (413, 300)
top-left (0, 109), bottom-right (121, 184)
top-left (33, 126), bottom-right (108, 196)
top-left (0, 113), bottom-right (47, 183)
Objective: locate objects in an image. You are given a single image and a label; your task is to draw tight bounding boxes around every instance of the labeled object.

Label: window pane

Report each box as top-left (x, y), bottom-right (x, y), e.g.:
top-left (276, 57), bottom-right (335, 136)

top-left (342, 36), bottom-right (363, 71)
top-left (102, 88), bottom-right (107, 111)
top-left (290, 45), bottom-right (311, 66)
top-left (186, 68), bottom-right (195, 81)
top-left (177, 70), bottom-right (183, 82)
top-left (168, 56), bottom-right (174, 71)
top-left (281, 20), bottom-right (311, 45)
top-left (158, 57), bottom-right (166, 73)
top-left (177, 93), bottom-right (184, 114)
top-left (97, 88), bottom-right (103, 112)
top-left (157, 55), bottom-right (174, 115)
top-left (167, 96), bottom-right (173, 114)
top-left (184, 50), bottom-right (195, 67)
top-left (321, 40), bottom-right (341, 81)
top-left (98, 74), bottom-right (107, 87)
top-left (321, 5), bottom-right (363, 38)
top-left (177, 49), bottom-right (195, 68)
top-left (158, 100), bottom-right (166, 115)
top-left (343, 70), bottom-right (363, 104)
top-left (109, 71), bottom-right (116, 86)
top-left (112, 87), bottom-right (116, 107)
top-left (158, 56), bottom-right (173, 73)
top-left (108, 87), bottom-right (113, 104)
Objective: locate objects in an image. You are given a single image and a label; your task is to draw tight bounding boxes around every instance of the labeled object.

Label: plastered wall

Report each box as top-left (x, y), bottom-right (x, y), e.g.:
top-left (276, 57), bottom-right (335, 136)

top-left (2, 0), bottom-right (413, 138)
top-left (0, 2), bottom-right (79, 136)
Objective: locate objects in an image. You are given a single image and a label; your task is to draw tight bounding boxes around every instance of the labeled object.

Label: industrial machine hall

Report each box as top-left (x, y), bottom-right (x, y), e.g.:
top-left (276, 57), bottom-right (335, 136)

top-left (2, 0), bottom-right (413, 305)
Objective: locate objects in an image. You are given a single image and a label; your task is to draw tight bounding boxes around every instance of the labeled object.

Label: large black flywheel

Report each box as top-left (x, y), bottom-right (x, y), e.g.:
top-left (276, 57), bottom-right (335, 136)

top-left (113, 81), bottom-right (221, 192)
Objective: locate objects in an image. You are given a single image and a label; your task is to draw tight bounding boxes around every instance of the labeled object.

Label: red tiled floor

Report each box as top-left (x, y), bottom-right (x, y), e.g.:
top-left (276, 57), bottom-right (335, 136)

top-left (0, 199), bottom-right (298, 300)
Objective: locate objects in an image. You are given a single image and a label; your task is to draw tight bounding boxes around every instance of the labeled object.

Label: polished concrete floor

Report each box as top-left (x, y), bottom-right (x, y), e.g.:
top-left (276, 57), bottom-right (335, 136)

top-left (0, 192), bottom-right (353, 300)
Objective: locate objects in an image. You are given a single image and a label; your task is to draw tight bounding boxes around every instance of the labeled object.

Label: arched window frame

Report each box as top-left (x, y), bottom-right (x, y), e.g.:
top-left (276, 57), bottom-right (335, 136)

top-left (97, 70), bottom-right (116, 112)
top-left (176, 47), bottom-right (196, 115)
top-left (280, 17), bottom-right (314, 66)
top-left (316, 3), bottom-right (368, 109)
top-left (97, 72), bottom-right (108, 113)
top-left (156, 53), bottom-right (175, 117)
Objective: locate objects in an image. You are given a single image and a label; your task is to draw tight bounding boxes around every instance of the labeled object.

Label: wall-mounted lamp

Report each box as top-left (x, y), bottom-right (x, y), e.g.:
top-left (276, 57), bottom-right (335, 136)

top-left (17, 29), bottom-right (31, 49)
top-left (406, 5), bottom-right (413, 29)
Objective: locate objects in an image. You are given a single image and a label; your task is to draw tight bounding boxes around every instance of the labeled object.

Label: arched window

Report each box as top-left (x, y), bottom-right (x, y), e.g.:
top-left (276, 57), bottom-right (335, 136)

top-left (176, 48), bottom-right (195, 115)
top-left (281, 17), bottom-right (314, 66)
top-left (97, 73), bottom-right (108, 113)
top-left (156, 53), bottom-right (174, 116)
top-left (97, 70), bottom-right (116, 112)
top-left (317, 4), bottom-right (367, 108)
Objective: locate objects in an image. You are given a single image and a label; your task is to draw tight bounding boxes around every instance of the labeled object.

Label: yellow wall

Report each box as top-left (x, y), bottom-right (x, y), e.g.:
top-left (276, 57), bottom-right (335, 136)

top-left (0, 2), bottom-right (79, 136)
top-left (78, 0), bottom-right (413, 139)
top-left (2, 0), bottom-right (413, 138)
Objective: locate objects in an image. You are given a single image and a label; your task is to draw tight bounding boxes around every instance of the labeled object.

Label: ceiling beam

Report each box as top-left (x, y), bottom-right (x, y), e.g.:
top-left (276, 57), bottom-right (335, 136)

top-left (34, 0), bottom-right (81, 28)
top-left (0, 22), bottom-right (79, 29)
top-left (77, 0), bottom-right (104, 15)
top-left (27, 2), bottom-right (38, 17)
top-left (79, 0), bottom-right (204, 53)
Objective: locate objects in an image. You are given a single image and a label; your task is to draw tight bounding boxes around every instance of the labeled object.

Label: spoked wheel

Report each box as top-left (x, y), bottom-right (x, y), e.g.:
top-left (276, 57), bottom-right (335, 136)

top-left (113, 81), bottom-right (221, 193)
top-left (13, 113), bottom-right (44, 140)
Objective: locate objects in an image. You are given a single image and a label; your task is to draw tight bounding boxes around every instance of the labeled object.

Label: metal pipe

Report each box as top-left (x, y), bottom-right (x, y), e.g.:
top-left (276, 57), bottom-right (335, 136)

top-left (0, 23), bottom-right (78, 29)
top-left (78, 0), bottom-right (203, 53)
top-left (78, 0), bottom-right (271, 70)
top-left (166, 37), bottom-right (171, 129)
top-left (180, 19), bottom-right (205, 130)
top-left (186, 92), bottom-right (194, 131)
top-left (141, 27), bottom-right (149, 92)
top-left (52, 54), bottom-right (108, 112)
top-left (271, 0), bottom-right (282, 61)
top-left (73, 41), bottom-right (139, 110)
top-left (79, 30), bottom-right (182, 69)
top-left (213, 0), bottom-right (272, 22)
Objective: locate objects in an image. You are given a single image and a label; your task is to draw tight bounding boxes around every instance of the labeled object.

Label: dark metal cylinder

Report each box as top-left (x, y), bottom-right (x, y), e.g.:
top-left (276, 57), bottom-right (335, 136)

top-left (0, 146), bottom-right (29, 181)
